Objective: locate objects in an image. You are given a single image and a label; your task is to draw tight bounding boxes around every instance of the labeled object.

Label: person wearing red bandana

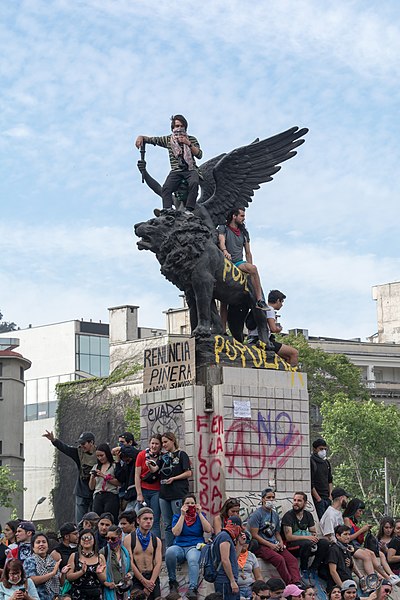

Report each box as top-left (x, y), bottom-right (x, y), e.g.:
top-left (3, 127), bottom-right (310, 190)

top-left (213, 515), bottom-right (244, 600)
top-left (218, 207), bottom-right (268, 331)
top-left (165, 494), bottom-right (212, 600)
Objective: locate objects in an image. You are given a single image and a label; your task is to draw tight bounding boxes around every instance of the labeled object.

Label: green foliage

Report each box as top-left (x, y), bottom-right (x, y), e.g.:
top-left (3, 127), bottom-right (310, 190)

top-left (0, 465), bottom-right (23, 508)
top-left (320, 393), bottom-right (400, 519)
top-left (282, 333), bottom-right (369, 406)
top-left (0, 310), bottom-right (17, 333)
top-left (125, 396), bottom-right (141, 441)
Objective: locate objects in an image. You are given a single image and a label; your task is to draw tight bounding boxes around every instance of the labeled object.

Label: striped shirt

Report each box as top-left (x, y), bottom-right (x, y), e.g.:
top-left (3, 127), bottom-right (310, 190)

top-left (146, 134), bottom-right (202, 171)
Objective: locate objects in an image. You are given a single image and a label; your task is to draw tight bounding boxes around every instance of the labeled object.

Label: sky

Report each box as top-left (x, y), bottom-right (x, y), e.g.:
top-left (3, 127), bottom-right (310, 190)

top-left (1, 0), bottom-right (400, 341)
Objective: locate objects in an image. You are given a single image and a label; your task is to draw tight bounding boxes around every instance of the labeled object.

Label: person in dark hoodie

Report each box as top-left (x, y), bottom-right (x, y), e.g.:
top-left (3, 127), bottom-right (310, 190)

top-left (43, 430), bottom-right (97, 523)
top-left (114, 445), bottom-right (140, 511)
top-left (310, 438), bottom-right (333, 520)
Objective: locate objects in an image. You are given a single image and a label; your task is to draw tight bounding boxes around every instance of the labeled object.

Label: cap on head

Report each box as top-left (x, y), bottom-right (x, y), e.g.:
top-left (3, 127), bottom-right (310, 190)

top-left (341, 580), bottom-right (357, 591)
top-left (120, 446), bottom-right (137, 459)
top-left (82, 511), bottom-right (99, 522)
top-left (226, 515), bottom-right (242, 527)
top-left (243, 530), bottom-right (252, 544)
top-left (332, 487), bottom-right (350, 500)
top-left (18, 521), bottom-right (35, 533)
top-left (380, 580), bottom-right (392, 587)
top-left (59, 522), bottom-right (78, 537)
top-left (312, 438), bottom-right (327, 449)
top-left (261, 487), bottom-right (275, 498)
top-left (77, 431), bottom-right (95, 444)
top-left (137, 507), bottom-right (154, 518)
top-left (283, 584), bottom-right (304, 597)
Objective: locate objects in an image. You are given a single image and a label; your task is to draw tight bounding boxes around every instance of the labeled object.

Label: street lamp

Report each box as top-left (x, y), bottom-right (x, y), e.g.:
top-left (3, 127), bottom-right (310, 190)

top-left (30, 496), bottom-right (46, 521)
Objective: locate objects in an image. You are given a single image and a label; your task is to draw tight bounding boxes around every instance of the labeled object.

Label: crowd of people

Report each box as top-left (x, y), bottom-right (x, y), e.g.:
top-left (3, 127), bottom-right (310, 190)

top-left (1, 432), bottom-right (399, 600)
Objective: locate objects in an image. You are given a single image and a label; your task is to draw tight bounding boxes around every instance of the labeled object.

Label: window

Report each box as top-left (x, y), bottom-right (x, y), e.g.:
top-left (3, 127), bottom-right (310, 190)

top-left (20, 443), bottom-right (23, 457)
top-left (20, 366), bottom-right (24, 381)
top-left (25, 404), bottom-right (38, 421)
top-left (76, 334), bottom-right (109, 377)
top-left (0, 440), bottom-right (2, 454)
top-left (0, 362), bottom-right (3, 376)
top-left (0, 382), bottom-right (3, 398)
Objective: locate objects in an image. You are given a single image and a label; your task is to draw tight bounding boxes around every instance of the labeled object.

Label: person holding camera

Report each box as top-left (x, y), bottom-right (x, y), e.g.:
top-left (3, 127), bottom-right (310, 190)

top-left (135, 115), bottom-right (202, 213)
top-left (89, 444), bottom-right (121, 525)
top-left (247, 489), bottom-right (301, 585)
top-left (134, 435), bottom-right (163, 539)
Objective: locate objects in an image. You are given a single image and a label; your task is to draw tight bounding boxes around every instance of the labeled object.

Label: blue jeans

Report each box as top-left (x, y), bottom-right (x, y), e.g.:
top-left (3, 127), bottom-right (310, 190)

top-left (165, 545), bottom-right (201, 590)
top-left (214, 581), bottom-right (240, 600)
top-left (314, 496), bottom-right (331, 520)
top-left (143, 489), bottom-right (161, 539)
top-left (159, 497), bottom-right (182, 548)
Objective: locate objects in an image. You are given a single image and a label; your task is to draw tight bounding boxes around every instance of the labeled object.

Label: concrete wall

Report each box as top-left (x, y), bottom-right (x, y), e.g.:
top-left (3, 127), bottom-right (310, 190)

top-left (0, 353), bottom-right (30, 523)
top-left (140, 365), bottom-right (310, 520)
top-left (372, 281), bottom-right (400, 344)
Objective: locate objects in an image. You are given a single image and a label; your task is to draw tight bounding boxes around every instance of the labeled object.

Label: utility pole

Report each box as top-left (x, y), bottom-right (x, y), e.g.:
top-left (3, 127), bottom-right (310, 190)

top-left (384, 457), bottom-right (390, 516)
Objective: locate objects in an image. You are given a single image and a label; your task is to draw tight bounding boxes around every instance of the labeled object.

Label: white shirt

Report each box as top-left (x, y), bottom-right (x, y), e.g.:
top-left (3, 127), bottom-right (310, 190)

top-left (319, 505), bottom-right (343, 537)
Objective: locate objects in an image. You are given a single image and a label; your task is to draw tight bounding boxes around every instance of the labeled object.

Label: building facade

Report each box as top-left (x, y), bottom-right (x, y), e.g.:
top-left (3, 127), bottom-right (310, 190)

top-left (0, 339), bottom-right (31, 523)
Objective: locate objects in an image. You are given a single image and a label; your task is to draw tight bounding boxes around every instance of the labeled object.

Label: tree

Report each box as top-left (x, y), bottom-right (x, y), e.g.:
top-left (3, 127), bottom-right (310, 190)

top-left (125, 395), bottom-right (141, 442)
top-left (320, 393), bottom-right (400, 519)
top-left (282, 332), bottom-right (369, 406)
top-left (0, 310), bottom-right (17, 333)
top-left (0, 465), bottom-right (23, 508)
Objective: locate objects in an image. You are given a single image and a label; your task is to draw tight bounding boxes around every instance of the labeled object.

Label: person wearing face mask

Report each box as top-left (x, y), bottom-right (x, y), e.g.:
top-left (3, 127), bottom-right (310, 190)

top-left (320, 488), bottom-right (351, 543)
top-left (310, 438), bottom-right (333, 520)
top-left (165, 494), bottom-right (212, 599)
top-left (247, 489), bottom-right (301, 585)
top-left (0, 559), bottom-right (39, 600)
top-left (135, 115), bottom-right (203, 213)
top-left (99, 526), bottom-right (131, 600)
top-left (213, 516), bottom-right (244, 600)
top-left (51, 523), bottom-right (79, 569)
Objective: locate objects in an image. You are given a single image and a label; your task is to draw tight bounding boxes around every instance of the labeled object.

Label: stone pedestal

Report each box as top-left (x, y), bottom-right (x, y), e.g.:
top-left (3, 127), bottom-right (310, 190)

top-left (140, 364), bottom-right (310, 519)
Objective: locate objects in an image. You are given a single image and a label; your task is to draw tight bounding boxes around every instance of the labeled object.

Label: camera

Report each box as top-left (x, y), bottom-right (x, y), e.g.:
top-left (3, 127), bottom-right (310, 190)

top-left (260, 524), bottom-right (275, 538)
top-left (147, 460), bottom-right (157, 467)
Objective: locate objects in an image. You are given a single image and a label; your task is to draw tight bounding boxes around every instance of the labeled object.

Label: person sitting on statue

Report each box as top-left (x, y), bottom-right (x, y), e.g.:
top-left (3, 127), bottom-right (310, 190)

top-left (135, 114), bottom-right (202, 213)
top-left (246, 290), bottom-right (298, 366)
top-left (217, 207), bottom-right (269, 330)
top-left (247, 488), bottom-right (301, 585)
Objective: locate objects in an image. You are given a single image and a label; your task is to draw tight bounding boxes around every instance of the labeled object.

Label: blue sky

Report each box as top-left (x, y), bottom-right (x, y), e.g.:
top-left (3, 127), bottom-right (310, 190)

top-left (1, 0), bottom-right (400, 340)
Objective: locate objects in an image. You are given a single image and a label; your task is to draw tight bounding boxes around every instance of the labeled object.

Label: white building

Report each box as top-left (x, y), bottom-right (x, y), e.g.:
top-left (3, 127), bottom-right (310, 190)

top-left (0, 339), bottom-right (31, 523)
top-left (0, 319), bottom-right (110, 521)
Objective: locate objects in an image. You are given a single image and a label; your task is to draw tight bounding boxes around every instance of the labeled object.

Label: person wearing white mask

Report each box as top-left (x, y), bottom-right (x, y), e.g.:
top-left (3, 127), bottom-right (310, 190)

top-left (310, 438), bottom-right (333, 519)
top-left (247, 489), bottom-right (301, 585)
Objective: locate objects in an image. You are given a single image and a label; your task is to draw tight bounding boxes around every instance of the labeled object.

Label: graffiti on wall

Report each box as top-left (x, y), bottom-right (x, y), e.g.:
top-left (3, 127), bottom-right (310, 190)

top-left (196, 414), bottom-right (224, 516)
top-left (214, 335), bottom-right (298, 371)
top-left (196, 408), bottom-right (304, 516)
top-left (143, 401), bottom-right (185, 442)
top-left (225, 410), bottom-right (303, 477)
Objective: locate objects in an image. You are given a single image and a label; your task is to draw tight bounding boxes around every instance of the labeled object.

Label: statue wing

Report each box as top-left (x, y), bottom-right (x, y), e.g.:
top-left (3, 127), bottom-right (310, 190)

top-left (198, 152), bottom-right (226, 203)
top-left (202, 127), bottom-right (308, 227)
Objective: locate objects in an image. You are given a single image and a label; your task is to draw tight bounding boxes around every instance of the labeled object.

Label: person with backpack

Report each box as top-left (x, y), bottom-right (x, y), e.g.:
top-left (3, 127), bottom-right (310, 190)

top-left (165, 494), bottom-right (212, 599)
top-left (212, 515), bottom-right (244, 600)
top-left (124, 507), bottom-right (162, 600)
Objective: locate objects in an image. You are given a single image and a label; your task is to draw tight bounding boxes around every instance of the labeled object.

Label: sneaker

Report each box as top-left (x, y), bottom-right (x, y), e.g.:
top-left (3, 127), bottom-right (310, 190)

top-left (169, 580), bottom-right (179, 591)
top-left (247, 335), bottom-right (259, 345)
top-left (187, 590), bottom-right (198, 600)
top-left (184, 209), bottom-right (194, 216)
top-left (389, 575), bottom-right (400, 585)
top-left (255, 299), bottom-right (268, 310)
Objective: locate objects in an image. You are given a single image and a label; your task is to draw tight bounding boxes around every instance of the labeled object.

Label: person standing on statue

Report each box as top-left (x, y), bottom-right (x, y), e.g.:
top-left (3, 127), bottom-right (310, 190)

top-left (310, 438), bottom-right (333, 520)
top-left (135, 115), bottom-right (202, 213)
